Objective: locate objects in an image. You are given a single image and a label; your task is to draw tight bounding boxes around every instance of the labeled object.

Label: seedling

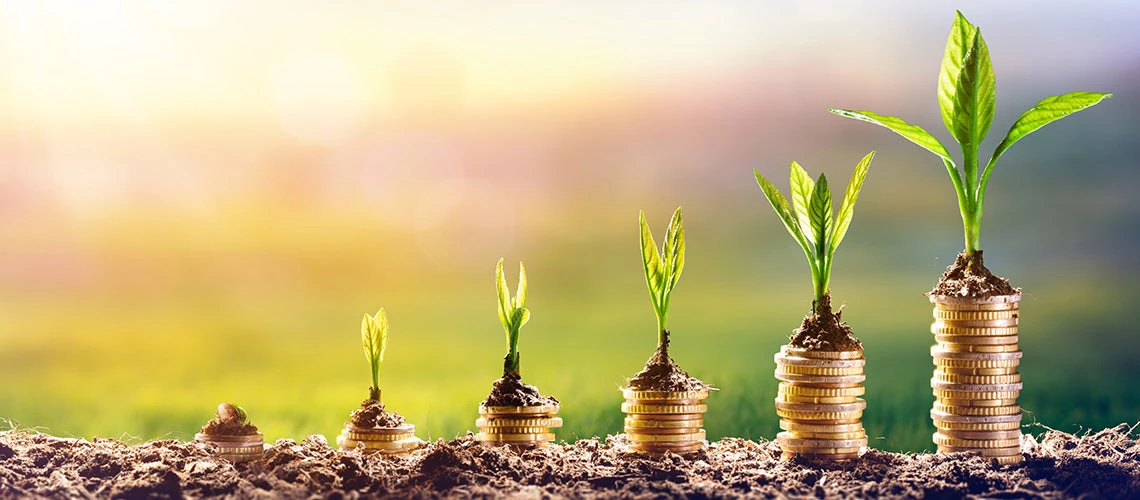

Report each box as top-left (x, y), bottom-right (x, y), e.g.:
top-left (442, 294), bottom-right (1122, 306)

top-left (754, 153), bottom-right (874, 312)
top-left (639, 208), bottom-right (684, 347)
top-left (361, 308), bottom-right (389, 403)
top-left (496, 258), bottom-right (530, 377)
top-left (830, 11), bottom-right (1111, 266)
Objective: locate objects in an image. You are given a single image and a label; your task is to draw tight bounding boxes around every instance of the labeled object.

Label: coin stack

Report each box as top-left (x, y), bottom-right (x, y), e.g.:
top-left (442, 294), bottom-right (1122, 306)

top-left (336, 423), bottom-right (422, 455)
top-left (930, 293), bottom-right (1023, 465)
top-left (476, 404), bottom-right (562, 447)
top-left (194, 432), bottom-right (265, 462)
top-left (773, 345), bottom-right (868, 461)
top-left (621, 388), bottom-right (709, 454)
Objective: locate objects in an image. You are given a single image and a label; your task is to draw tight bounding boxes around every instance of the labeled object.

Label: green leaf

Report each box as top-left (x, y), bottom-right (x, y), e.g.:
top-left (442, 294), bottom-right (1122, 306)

top-left (991, 91), bottom-right (1113, 163)
top-left (663, 207), bottom-right (685, 292)
top-left (754, 169), bottom-right (812, 255)
top-left (939, 11), bottom-right (985, 145)
top-left (828, 109), bottom-right (955, 165)
top-left (361, 314), bottom-right (376, 365)
top-left (495, 258), bottom-right (510, 332)
top-left (517, 308), bottom-right (531, 329)
top-left (639, 210), bottom-right (664, 300)
top-left (808, 174), bottom-right (833, 257)
top-left (831, 151), bottom-right (875, 251)
top-left (947, 29), bottom-right (996, 147)
top-left (375, 308), bottom-right (389, 364)
top-left (515, 262), bottom-right (528, 309)
top-left (789, 161), bottom-right (815, 243)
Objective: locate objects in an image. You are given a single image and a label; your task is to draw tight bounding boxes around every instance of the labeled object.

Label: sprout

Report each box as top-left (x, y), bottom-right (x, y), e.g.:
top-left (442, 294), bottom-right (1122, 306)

top-left (361, 308), bottom-right (389, 403)
top-left (496, 258), bottom-right (530, 377)
top-left (830, 11), bottom-right (1111, 262)
top-left (754, 153), bottom-right (874, 310)
top-left (639, 208), bottom-right (685, 344)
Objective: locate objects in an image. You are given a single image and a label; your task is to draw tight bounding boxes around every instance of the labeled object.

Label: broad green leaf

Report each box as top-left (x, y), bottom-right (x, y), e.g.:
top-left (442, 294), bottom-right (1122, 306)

top-left (361, 314), bottom-right (376, 365)
top-left (375, 308), bottom-right (389, 363)
top-left (938, 11), bottom-right (983, 144)
top-left (754, 170), bottom-right (811, 254)
top-left (495, 258), bottom-right (510, 332)
top-left (638, 211), bottom-right (664, 298)
top-left (517, 308), bottom-right (531, 329)
top-left (991, 91), bottom-right (1113, 162)
top-left (831, 151), bottom-right (874, 251)
top-left (807, 174), bottom-right (833, 257)
top-left (663, 207), bottom-right (685, 292)
top-left (946, 31), bottom-right (996, 148)
top-left (789, 161), bottom-right (815, 243)
top-left (828, 109), bottom-right (955, 165)
top-left (515, 262), bottom-right (528, 309)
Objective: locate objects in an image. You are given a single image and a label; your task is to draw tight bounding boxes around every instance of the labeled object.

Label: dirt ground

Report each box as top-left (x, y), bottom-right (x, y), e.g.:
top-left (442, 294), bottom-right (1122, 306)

top-left (1, 423), bottom-right (1137, 498)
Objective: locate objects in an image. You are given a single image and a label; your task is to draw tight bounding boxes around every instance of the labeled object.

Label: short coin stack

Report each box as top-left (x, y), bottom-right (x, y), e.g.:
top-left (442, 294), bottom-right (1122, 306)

top-left (621, 388), bottom-right (709, 454)
top-left (336, 423), bottom-right (422, 455)
top-left (195, 432), bottom-right (265, 462)
top-left (476, 404), bottom-right (562, 447)
top-left (774, 345), bottom-right (868, 461)
top-left (930, 293), bottom-right (1023, 465)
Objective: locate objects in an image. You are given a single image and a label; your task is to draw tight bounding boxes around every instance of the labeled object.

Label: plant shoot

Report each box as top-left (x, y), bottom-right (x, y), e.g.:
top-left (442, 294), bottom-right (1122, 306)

top-left (496, 258), bottom-right (530, 377)
top-left (830, 11), bottom-right (1111, 261)
top-left (754, 153), bottom-right (874, 310)
top-left (361, 308), bottom-right (389, 403)
top-left (639, 208), bottom-right (685, 345)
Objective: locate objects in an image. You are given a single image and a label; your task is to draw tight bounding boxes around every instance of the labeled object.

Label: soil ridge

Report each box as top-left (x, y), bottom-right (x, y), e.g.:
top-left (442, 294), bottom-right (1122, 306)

top-left (199, 403), bottom-right (259, 436)
top-left (789, 294), bottom-right (862, 351)
top-left (930, 251), bottom-right (1019, 298)
top-left (483, 372), bottom-right (558, 407)
top-left (350, 399), bottom-right (407, 428)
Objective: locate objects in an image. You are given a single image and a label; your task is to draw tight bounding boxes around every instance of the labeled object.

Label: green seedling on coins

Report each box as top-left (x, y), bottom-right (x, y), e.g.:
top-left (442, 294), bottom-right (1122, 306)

top-left (497, 258), bottom-right (530, 377)
top-left (754, 153), bottom-right (874, 310)
top-left (830, 11), bottom-right (1110, 264)
top-left (639, 207), bottom-right (685, 346)
top-left (361, 308), bottom-right (389, 403)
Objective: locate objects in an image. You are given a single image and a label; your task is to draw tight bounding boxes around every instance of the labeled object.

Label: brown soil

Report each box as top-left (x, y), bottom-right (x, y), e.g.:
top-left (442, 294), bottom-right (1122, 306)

top-left (789, 294), bottom-right (863, 351)
top-left (931, 250), bottom-right (1020, 298)
top-left (349, 400), bottom-right (407, 428)
top-left (626, 334), bottom-right (709, 391)
top-left (482, 372), bottom-right (559, 407)
top-left (2, 424), bottom-right (1137, 498)
top-left (199, 403), bottom-right (258, 437)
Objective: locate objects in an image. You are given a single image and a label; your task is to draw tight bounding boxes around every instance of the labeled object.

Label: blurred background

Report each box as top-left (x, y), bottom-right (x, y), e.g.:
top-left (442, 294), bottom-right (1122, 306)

top-left (1, 1), bottom-right (1137, 452)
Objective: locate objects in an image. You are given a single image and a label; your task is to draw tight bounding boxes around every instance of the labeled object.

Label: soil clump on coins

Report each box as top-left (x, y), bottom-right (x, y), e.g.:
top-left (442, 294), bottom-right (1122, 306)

top-left (350, 399), bottom-right (407, 428)
top-left (788, 294), bottom-right (862, 351)
top-left (930, 251), bottom-right (1018, 298)
top-left (483, 372), bottom-right (558, 407)
top-left (200, 403), bottom-right (258, 436)
top-left (627, 335), bottom-right (708, 391)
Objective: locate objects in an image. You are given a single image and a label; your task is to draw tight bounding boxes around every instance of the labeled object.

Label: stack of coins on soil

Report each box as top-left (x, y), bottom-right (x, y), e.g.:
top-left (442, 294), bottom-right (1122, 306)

top-left (475, 404), bottom-right (562, 447)
top-left (336, 423), bottom-right (422, 455)
top-left (774, 345), bottom-right (868, 461)
top-left (194, 433), bottom-right (265, 462)
top-left (929, 293), bottom-right (1023, 465)
top-left (621, 388), bottom-right (709, 454)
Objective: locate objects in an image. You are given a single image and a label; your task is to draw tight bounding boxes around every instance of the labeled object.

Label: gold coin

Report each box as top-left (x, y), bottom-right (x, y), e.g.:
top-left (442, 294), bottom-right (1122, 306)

top-left (784, 430), bottom-right (867, 440)
top-left (778, 431), bottom-right (866, 448)
top-left (777, 409), bottom-right (863, 421)
top-left (940, 344), bottom-right (1021, 354)
top-left (480, 404), bottom-right (559, 416)
top-left (994, 455), bottom-right (1024, 465)
top-left (930, 295), bottom-right (1021, 309)
top-left (774, 353), bottom-right (866, 368)
top-left (341, 424), bottom-right (416, 435)
top-left (621, 389), bottom-right (710, 401)
top-left (479, 426), bottom-right (554, 435)
top-left (935, 333), bottom-right (1019, 345)
top-left (937, 445), bottom-right (1022, 456)
top-left (779, 421), bottom-right (864, 433)
top-left (777, 394), bottom-right (860, 404)
top-left (476, 417), bottom-right (563, 429)
top-left (936, 398), bottom-right (1018, 407)
top-left (625, 426), bottom-right (703, 436)
top-left (476, 432), bottom-right (556, 443)
top-left (344, 430), bottom-right (416, 442)
top-left (932, 390), bottom-right (1020, 401)
top-left (775, 400), bottom-right (866, 413)
top-left (779, 444), bottom-right (862, 455)
top-left (931, 347), bottom-right (1023, 361)
top-left (936, 429), bottom-right (1020, 440)
top-left (930, 409), bottom-right (1021, 424)
top-left (626, 430), bottom-right (706, 443)
top-left (778, 384), bottom-right (865, 397)
top-left (621, 402), bottom-right (708, 415)
top-left (777, 364), bottom-right (865, 376)
top-left (933, 420), bottom-right (1020, 432)
top-left (212, 445), bottom-right (264, 454)
top-left (933, 372), bottom-right (1021, 385)
top-left (774, 372), bottom-right (866, 384)
top-left (626, 413), bottom-right (704, 422)
top-left (930, 380), bottom-right (1023, 391)
top-left (623, 417), bottom-right (703, 430)
top-left (933, 308), bottom-right (1018, 321)
top-left (936, 365), bottom-right (1019, 376)
top-left (195, 433), bottom-right (265, 446)
top-left (934, 317), bottom-right (1019, 328)
top-left (781, 346), bottom-right (864, 360)
top-left (933, 433), bottom-right (1019, 449)
top-left (932, 403), bottom-right (1021, 416)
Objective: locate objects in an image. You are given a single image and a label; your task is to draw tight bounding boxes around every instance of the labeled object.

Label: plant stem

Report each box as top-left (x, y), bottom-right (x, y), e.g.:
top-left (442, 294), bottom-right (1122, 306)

top-left (369, 386), bottom-right (381, 404)
top-left (504, 327), bottom-right (521, 376)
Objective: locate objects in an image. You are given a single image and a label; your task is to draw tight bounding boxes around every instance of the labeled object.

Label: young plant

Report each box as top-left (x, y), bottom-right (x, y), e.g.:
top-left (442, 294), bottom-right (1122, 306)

top-left (830, 11), bottom-right (1111, 263)
top-left (639, 208), bottom-right (685, 346)
top-left (496, 258), bottom-right (530, 377)
top-left (361, 308), bottom-right (389, 403)
top-left (754, 152), bottom-right (874, 310)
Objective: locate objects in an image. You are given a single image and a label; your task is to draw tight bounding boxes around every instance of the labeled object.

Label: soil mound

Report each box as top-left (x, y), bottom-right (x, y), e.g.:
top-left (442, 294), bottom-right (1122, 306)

top-left (789, 294), bottom-right (862, 351)
top-left (931, 251), bottom-right (1019, 298)
top-left (199, 403), bottom-right (258, 436)
top-left (626, 336), bottom-right (708, 391)
top-left (1, 424), bottom-right (1138, 497)
top-left (483, 372), bottom-right (558, 407)
top-left (349, 400), bottom-right (407, 428)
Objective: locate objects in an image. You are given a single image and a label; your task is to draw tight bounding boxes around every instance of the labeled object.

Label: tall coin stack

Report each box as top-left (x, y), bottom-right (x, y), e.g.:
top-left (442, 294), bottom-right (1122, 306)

top-left (337, 423), bottom-right (422, 455)
top-left (476, 404), bottom-right (562, 447)
top-left (195, 432), bottom-right (265, 462)
top-left (929, 293), bottom-right (1023, 465)
top-left (621, 388), bottom-right (709, 454)
top-left (774, 345), bottom-right (868, 461)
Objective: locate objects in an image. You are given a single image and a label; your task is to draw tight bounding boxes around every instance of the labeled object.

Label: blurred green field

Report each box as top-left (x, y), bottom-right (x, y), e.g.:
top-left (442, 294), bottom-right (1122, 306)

top-left (3, 210), bottom-right (1138, 453)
